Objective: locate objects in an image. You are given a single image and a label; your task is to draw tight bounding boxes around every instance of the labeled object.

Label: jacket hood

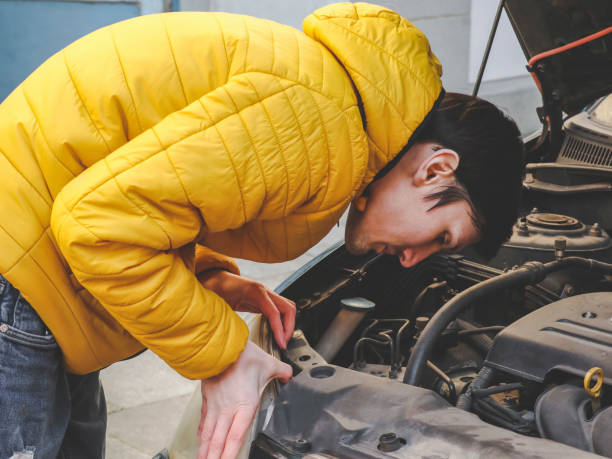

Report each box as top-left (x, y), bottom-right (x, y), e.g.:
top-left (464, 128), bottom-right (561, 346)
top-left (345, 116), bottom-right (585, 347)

top-left (303, 2), bottom-right (443, 190)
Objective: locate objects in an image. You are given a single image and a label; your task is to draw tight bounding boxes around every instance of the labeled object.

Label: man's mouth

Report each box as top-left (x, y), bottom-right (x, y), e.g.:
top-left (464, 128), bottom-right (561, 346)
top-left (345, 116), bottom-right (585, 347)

top-left (375, 245), bottom-right (395, 256)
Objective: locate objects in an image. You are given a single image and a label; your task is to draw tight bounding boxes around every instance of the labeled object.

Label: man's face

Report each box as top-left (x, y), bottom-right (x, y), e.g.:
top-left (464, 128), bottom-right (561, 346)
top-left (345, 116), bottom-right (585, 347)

top-left (345, 142), bottom-right (480, 268)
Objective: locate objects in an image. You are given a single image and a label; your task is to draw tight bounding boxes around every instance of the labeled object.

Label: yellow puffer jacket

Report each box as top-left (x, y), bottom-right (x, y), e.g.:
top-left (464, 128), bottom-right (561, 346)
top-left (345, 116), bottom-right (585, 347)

top-left (0, 3), bottom-right (442, 379)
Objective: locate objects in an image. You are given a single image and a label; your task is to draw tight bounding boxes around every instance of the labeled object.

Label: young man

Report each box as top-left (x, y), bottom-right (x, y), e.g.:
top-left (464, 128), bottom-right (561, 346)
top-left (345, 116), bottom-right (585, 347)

top-left (0, 2), bottom-right (523, 459)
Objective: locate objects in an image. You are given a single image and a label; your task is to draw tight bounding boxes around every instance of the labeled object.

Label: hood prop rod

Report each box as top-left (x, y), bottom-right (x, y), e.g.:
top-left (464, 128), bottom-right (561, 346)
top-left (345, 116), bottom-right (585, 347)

top-left (472, 0), bottom-right (506, 97)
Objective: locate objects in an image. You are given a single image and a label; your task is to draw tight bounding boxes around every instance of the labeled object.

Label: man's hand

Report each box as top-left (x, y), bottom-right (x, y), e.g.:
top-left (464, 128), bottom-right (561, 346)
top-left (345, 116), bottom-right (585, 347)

top-left (198, 269), bottom-right (296, 348)
top-left (197, 341), bottom-right (292, 459)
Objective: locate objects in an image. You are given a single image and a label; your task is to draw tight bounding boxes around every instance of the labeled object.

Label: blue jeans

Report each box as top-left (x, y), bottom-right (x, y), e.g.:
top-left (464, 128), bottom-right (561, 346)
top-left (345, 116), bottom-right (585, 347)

top-left (0, 275), bottom-right (106, 458)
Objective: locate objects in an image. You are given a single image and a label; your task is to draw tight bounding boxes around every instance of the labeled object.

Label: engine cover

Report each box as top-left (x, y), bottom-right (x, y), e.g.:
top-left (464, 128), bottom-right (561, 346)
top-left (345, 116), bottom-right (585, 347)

top-left (485, 292), bottom-right (612, 384)
top-left (252, 364), bottom-right (599, 458)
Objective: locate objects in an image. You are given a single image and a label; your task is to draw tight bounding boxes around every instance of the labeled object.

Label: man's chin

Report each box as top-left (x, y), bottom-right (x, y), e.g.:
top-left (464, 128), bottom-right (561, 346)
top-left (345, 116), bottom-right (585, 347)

top-left (345, 213), bottom-right (375, 255)
top-left (344, 238), bottom-right (370, 256)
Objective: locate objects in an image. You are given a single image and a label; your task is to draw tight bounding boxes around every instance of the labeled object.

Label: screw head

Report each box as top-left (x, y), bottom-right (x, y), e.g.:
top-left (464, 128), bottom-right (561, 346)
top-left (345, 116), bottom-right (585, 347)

top-left (292, 329), bottom-right (303, 339)
top-left (291, 438), bottom-right (311, 453)
top-left (378, 432), bottom-right (405, 452)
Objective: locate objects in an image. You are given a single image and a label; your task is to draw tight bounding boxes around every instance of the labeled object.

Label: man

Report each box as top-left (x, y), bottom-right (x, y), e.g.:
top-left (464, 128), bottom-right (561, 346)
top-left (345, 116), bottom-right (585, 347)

top-left (0, 3), bottom-right (523, 459)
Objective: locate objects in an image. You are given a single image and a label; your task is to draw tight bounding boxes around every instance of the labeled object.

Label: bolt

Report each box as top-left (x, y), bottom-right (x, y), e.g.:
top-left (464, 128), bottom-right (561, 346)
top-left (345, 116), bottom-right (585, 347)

top-left (518, 217), bottom-right (529, 236)
top-left (290, 438), bottom-right (311, 453)
top-left (292, 329), bottom-right (303, 339)
top-left (378, 432), bottom-right (404, 452)
top-left (590, 223), bottom-right (603, 237)
top-left (554, 238), bottom-right (566, 260)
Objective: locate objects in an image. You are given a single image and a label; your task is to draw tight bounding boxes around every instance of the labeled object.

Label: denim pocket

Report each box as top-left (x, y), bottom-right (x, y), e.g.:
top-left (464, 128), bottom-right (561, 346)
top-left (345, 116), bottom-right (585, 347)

top-left (0, 276), bottom-right (58, 349)
top-left (0, 322), bottom-right (58, 349)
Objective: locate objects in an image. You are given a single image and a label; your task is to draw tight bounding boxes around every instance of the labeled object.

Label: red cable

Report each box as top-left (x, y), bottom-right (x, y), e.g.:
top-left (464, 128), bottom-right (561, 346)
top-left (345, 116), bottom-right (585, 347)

top-left (528, 26), bottom-right (612, 93)
top-left (529, 26), bottom-right (612, 66)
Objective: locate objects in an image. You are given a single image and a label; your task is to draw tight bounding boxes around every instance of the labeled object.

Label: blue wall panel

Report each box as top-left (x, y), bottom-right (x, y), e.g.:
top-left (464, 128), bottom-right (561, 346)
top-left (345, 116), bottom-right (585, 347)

top-left (0, 1), bottom-right (141, 102)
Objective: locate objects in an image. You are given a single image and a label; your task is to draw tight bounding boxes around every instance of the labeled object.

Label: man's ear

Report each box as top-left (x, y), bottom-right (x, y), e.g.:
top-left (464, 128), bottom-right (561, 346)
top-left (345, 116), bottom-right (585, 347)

top-left (413, 148), bottom-right (460, 186)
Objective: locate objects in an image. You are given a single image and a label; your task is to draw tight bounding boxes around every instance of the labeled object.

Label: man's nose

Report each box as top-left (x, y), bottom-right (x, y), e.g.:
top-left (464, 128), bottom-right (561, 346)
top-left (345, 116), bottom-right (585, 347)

top-left (398, 245), bottom-right (438, 268)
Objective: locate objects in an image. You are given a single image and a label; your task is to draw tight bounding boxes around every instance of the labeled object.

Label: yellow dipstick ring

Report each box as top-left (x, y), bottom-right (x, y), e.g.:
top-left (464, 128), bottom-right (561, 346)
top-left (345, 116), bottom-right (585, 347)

top-left (584, 367), bottom-right (604, 398)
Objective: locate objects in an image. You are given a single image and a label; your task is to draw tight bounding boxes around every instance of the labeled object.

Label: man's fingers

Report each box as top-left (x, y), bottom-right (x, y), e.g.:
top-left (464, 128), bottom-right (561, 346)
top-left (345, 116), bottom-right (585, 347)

top-left (257, 290), bottom-right (286, 349)
top-left (198, 386), bottom-right (208, 437)
top-left (271, 292), bottom-right (296, 344)
top-left (220, 406), bottom-right (258, 459)
top-left (271, 359), bottom-right (293, 384)
top-left (198, 403), bottom-right (205, 437)
top-left (206, 412), bottom-right (234, 459)
top-left (197, 406), bottom-right (217, 459)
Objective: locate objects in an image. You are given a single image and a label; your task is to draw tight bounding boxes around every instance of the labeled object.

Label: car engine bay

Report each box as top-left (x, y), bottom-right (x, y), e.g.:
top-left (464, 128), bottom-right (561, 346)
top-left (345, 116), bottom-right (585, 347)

top-left (250, 89), bottom-right (612, 458)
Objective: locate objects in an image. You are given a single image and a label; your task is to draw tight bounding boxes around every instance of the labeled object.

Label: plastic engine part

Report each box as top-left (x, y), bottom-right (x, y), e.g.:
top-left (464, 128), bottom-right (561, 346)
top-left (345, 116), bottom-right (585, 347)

top-left (485, 292), bottom-right (612, 384)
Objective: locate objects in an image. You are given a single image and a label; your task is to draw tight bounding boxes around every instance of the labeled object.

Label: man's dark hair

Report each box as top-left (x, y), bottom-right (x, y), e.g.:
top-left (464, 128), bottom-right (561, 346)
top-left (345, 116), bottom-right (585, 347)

top-left (415, 92), bottom-right (525, 258)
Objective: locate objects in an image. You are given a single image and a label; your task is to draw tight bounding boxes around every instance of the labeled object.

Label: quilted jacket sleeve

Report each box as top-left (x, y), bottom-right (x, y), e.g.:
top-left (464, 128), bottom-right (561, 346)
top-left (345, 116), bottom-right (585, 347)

top-left (50, 72), bottom-right (358, 379)
top-left (194, 244), bottom-right (240, 276)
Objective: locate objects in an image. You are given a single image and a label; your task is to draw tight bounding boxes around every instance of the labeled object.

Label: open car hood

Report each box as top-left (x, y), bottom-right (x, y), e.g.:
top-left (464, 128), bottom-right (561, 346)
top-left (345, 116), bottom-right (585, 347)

top-left (504, 0), bottom-right (612, 116)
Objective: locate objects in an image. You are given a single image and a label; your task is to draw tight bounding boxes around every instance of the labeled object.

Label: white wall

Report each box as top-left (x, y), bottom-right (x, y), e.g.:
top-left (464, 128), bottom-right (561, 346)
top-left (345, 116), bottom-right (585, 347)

top-left (469, 0), bottom-right (526, 82)
top-left (179, 0), bottom-right (542, 134)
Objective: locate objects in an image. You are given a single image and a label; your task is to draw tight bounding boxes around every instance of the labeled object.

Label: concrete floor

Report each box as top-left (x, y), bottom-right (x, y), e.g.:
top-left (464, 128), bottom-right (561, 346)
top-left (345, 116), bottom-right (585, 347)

top-left (102, 219), bottom-right (346, 457)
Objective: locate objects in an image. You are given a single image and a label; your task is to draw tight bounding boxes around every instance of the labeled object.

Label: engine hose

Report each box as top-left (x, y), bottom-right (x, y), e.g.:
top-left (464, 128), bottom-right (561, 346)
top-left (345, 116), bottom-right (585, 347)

top-left (455, 319), bottom-right (495, 355)
top-left (403, 257), bottom-right (612, 387)
top-left (456, 366), bottom-right (497, 411)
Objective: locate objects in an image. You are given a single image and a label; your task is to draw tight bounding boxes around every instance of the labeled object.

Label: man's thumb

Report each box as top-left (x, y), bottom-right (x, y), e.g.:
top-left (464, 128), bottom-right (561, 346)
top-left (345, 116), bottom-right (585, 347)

top-left (274, 361), bottom-right (293, 384)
